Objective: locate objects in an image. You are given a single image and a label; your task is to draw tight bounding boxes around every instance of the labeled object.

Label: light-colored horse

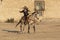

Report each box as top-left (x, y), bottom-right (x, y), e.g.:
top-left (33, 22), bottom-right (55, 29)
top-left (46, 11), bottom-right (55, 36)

top-left (16, 11), bottom-right (39, 33)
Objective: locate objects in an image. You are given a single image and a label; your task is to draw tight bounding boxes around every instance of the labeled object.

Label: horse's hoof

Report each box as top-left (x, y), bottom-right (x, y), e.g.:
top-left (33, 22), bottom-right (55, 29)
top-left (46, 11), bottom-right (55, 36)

top-left (17, 31), bottom-right (23, 34)
top-left (28, 31), bottom-right (30, 33)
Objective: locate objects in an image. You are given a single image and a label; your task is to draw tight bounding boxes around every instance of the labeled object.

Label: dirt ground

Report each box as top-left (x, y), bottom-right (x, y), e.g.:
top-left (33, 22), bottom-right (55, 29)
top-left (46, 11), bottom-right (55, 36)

top-left (0, 21), bottom-right (60, 40)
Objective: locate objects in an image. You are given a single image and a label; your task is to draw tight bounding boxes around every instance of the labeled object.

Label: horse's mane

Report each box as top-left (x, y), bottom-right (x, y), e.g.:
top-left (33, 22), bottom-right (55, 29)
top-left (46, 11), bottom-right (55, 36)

top-left (28, 12), bottom-right (36, 17)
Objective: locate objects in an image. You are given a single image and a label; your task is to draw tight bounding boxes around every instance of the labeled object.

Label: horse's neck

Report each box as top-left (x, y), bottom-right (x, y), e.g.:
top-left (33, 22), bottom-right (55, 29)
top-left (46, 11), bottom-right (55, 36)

top-left (28, 12), bottom-right (37, 17)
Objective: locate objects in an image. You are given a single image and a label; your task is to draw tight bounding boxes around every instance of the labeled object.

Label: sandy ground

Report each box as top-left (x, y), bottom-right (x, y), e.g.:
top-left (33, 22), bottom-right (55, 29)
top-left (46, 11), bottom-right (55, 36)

top-left (0, 21), bottom-right (60, 40)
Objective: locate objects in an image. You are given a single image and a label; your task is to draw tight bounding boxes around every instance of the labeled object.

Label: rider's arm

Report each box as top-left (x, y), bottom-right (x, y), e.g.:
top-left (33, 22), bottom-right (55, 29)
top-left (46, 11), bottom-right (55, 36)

top-left (19, 10), bottom-right (24, 13)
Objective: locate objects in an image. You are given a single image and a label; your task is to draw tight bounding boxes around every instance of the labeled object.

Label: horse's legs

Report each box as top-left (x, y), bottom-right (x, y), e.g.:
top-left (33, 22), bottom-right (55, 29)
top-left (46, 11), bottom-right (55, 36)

top-left (33, 25), bottom-right (35, 32)
top-left (33, 20), bottom-right (36, 32)
top-left (30, 22), bottom-right (35, 32)
top-left (23, 24), bottom-right (25, 31)
top-left (20, 23), bottom-right (22, 32)
top-left (28, 22), bottom-right (30, 33)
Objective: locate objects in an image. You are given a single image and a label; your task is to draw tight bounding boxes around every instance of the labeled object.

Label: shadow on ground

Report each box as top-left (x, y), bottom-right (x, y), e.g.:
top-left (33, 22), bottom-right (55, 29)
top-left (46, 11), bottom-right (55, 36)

top-left (2, 29), bottom-right (20, 33)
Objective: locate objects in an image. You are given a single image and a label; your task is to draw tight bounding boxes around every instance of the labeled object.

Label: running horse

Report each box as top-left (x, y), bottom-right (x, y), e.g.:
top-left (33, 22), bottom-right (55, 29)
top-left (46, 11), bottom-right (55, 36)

top-left (16, 11), bottom-right (39, 33)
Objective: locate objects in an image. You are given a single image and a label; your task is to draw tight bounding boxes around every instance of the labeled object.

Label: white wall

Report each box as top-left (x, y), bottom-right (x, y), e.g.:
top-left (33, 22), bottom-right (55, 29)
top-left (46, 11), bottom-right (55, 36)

top-left (0, 0), bottom-right (34, 22)
top-left (44, 0), bottom-right (60, 18)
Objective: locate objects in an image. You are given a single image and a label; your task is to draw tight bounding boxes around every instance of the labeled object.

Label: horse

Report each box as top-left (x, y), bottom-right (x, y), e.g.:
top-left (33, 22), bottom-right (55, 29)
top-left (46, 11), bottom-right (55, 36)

top-left (16, 11), bottom-right (39, 33)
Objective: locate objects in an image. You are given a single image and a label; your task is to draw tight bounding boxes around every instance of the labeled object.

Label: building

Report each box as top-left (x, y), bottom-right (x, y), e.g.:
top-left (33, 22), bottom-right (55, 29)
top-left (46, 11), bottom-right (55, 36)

top-left (0, 0), bottom-right (60, 22)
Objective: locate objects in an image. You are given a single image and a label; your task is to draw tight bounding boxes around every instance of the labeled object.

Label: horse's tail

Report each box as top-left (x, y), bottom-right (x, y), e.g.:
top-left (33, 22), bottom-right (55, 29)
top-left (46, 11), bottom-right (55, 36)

top-left (16, 16), bottom-right (24, 27)
top-left (16, 20), bottom-right (21, 27)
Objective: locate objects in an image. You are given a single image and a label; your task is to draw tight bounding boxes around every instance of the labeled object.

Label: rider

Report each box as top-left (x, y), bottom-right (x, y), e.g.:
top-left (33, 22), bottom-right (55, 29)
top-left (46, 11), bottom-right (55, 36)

top-left (19, 6), bottom-right (30, 25)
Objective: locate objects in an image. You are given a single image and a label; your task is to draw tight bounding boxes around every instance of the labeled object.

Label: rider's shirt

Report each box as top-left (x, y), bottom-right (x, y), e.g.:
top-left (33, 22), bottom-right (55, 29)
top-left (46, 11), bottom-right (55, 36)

top-left (21, 9), bottom-right (29, 16)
